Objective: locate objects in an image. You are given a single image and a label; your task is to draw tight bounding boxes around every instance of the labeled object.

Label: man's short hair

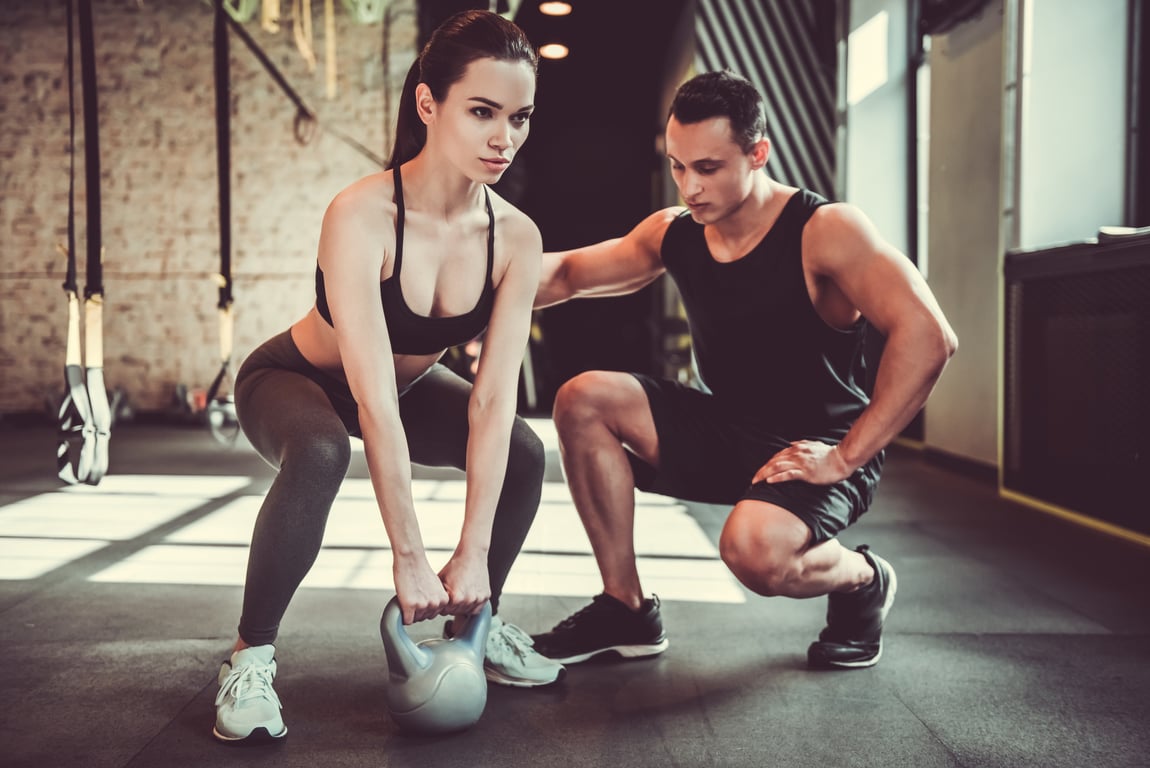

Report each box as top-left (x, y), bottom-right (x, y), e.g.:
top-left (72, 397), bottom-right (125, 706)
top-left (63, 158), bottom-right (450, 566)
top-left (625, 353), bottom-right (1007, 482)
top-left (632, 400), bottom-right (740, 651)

top-left (669, 70), bottom-right (767, 154)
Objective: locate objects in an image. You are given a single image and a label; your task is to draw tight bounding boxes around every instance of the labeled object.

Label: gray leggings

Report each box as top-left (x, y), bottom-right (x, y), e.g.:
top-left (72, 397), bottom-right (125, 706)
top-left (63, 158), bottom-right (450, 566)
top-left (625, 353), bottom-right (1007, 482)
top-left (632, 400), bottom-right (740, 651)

top-left (233, 331), bottom-right (544, 646)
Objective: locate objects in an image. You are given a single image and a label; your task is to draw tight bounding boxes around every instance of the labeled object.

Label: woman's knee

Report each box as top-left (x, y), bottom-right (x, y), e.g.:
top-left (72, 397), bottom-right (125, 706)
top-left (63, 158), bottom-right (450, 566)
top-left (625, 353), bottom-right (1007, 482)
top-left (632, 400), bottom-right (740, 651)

top-left (490, 420), bottom-right (545, 552)
top-left (506, 418), bottom-right (546, 483)
top-left (282, 427), bottom-right (352, 482)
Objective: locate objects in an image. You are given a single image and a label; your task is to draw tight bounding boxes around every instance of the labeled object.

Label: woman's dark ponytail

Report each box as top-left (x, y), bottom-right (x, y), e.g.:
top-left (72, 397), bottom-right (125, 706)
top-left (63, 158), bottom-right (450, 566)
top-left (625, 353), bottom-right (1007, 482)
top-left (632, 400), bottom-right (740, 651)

top-left (387, 59), bottom-right (425, 169)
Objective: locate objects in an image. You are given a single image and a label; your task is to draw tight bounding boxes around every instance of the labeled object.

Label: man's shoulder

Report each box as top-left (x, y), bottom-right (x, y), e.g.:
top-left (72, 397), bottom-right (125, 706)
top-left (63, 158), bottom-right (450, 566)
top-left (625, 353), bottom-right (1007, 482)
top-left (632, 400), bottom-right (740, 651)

top-left (630, 206), bottom-right (689, 252)
top-left (642, 206), bottom-right (690, 232)
top-left (804, 200), bottom-right (869, 239)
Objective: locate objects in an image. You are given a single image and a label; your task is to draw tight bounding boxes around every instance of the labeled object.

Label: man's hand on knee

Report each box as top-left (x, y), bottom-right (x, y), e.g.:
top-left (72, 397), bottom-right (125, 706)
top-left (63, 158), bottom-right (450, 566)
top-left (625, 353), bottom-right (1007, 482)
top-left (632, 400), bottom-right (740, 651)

top-left (753, 440), bottom-right (851, 486)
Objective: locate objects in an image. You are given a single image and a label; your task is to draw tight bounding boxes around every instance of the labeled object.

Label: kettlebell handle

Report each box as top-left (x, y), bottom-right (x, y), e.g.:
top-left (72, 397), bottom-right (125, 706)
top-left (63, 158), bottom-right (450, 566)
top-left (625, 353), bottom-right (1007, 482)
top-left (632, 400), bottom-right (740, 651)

top-left (452, 601), bottom-right (493, 653)
top-left (379, 597), bottom-right (493, 679)
top-left (380, 596), bottom-right (431, 679)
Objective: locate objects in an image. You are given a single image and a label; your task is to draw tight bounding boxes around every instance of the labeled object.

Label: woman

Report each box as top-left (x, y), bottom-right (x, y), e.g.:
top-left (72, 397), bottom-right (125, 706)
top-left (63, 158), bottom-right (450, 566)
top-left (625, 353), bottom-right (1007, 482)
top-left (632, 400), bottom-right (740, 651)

top-left (213, 10), bottom-right (562, 743)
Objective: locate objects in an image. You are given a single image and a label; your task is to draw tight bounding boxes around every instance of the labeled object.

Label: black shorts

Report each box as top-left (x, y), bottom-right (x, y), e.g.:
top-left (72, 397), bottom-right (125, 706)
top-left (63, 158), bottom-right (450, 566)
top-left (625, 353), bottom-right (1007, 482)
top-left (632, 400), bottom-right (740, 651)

top-left (627, 375), bottom-right (884, 545)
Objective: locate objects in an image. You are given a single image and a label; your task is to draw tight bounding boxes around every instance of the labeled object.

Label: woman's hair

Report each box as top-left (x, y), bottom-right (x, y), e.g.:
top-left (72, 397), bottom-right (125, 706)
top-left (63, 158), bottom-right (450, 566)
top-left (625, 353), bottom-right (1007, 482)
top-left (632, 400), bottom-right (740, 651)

top-left (387, 10), bottom-right (538, 169)
top-left (669, 70), bottom-right (767, 154)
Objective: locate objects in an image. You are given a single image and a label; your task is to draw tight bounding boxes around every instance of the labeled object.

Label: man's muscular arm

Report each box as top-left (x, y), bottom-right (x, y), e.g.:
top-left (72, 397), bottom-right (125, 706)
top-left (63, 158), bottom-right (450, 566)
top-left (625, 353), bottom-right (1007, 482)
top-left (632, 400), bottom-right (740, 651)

top-left (534, 208), bottom-right (679, 308)
top-left (754, 202), bottom-right (958, 486)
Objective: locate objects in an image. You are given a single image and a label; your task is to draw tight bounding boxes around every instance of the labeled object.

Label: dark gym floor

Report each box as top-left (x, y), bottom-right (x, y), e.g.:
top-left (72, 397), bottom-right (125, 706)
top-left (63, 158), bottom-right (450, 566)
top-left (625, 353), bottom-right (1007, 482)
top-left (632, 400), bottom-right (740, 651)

top-left (1, 417), bottom-right (1148, 768)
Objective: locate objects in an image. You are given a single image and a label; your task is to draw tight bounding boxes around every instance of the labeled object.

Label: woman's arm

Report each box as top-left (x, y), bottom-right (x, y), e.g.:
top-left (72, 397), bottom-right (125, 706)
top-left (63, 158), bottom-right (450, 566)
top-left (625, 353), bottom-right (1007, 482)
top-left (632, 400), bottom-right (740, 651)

top-left (319, 184), bottom-right (448, 624)
top-left (437, 205), bottom-right (542, 613)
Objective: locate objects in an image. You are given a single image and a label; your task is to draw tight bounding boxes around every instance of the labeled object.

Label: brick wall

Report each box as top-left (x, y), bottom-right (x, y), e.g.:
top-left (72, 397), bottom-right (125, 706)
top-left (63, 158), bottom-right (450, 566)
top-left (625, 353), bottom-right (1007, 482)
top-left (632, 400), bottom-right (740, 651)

top-left (0, 0), bottom-right (416, 415)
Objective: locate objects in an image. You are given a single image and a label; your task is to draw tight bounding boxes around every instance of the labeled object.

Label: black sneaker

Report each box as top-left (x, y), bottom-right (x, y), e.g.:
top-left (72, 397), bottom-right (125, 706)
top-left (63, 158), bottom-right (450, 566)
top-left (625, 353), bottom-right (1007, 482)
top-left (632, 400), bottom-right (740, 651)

top-left (807, 546), bottom-right (898, 670)
top-left (531, 593), bottom-right (669, 664)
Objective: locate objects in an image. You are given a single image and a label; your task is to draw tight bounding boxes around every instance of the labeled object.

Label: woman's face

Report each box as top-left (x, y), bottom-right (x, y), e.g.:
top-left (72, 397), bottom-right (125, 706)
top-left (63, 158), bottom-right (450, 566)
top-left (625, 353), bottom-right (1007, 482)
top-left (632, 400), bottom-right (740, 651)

top-left (420, 57), bottom-right (536, 183)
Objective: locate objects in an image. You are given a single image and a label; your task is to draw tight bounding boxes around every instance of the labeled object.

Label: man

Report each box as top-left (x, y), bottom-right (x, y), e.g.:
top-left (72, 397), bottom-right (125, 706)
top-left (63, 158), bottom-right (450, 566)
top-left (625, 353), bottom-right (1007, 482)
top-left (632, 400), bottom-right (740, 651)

top-left (531, 70), bottom-right (957, 670)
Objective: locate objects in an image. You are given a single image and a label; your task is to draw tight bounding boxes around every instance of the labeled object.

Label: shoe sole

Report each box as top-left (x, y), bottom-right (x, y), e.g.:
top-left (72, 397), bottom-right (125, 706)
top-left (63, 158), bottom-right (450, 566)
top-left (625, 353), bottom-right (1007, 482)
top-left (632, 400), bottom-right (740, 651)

top-left (548, 637), bottom-right (669, 666)
top-left (485, 664), bottom-right (568, 688)
top-left (212, 724), bottom-right (288, 743)
top-left (810, 642), bottom-right (883, 670)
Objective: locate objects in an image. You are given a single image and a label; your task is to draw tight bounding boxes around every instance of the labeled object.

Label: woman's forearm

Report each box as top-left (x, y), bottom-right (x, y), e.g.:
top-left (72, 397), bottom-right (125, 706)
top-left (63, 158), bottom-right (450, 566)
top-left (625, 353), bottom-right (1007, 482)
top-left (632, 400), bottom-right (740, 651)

top-left (359, 404), bottom-right (426, 558)
top-left (458, 393), bottom-right (516, 554)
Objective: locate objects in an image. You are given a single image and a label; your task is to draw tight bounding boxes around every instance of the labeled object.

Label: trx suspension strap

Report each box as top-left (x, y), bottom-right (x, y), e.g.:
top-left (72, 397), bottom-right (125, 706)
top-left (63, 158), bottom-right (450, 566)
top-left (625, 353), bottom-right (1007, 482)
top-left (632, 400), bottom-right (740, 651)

top-left (201, 2), bottom-right (383, 443)
top-left (221, 10), bottom-right (384, 165)
top-left (292, 0), bottom-right (317, 73)
top-left (206, 0), bottom-right (239, 445)
top-left (58, 0), bottom-right (111, 486)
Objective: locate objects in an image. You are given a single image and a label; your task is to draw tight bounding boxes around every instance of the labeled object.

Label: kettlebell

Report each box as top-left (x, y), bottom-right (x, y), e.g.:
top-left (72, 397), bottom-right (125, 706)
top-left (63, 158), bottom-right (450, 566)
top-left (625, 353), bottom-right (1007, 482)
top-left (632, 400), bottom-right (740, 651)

top-left (380, 596), bottom-right (491, 734)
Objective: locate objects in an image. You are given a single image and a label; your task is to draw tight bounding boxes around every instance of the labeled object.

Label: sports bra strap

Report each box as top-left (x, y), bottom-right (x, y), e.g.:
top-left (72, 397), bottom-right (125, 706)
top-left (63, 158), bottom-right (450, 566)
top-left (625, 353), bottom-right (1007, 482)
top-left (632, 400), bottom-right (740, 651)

top-left (393, 161), bottom-right (406, 272)
top-left (392, 163), bottom-right (495, 282)
top-left (482, 183), bottom-right (494, 282)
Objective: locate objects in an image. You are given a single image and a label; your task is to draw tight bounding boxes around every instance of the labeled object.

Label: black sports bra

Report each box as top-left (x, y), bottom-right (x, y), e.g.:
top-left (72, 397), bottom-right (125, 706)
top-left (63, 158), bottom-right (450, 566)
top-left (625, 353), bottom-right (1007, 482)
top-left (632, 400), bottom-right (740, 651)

top-left (315, 163), bottom-right (496, 355)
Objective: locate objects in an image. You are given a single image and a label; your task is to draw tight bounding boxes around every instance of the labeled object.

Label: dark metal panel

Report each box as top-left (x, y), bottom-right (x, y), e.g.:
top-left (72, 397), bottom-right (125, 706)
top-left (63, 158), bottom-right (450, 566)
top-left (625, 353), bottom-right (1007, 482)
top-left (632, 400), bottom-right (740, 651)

top-left (694, 0), bottom-right (837, 196)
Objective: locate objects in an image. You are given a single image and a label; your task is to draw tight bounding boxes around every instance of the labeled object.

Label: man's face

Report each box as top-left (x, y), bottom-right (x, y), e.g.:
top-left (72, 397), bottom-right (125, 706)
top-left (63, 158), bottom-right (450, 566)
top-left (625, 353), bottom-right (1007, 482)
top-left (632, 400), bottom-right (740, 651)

top-left (665, 115), bottom-right (760, 225)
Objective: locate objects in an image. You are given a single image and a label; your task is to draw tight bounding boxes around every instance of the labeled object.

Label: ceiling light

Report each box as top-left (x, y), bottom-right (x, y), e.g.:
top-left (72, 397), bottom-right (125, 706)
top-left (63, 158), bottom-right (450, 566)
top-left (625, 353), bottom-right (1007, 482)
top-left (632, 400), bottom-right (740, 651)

top-left (539, 43), bottom-right (569, 59)
top-left (539, 2), bottom-right (572, 16)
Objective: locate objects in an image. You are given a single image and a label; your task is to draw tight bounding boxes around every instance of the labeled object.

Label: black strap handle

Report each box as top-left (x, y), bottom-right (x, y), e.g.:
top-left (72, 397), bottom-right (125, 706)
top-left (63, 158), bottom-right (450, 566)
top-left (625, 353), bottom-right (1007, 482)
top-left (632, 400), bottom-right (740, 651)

top-left (214, 0), bottom-right (233, 312)
top-left (78, 0), bottom-right (103, 300)
top-left (63, 0), bottom-right (78, 296)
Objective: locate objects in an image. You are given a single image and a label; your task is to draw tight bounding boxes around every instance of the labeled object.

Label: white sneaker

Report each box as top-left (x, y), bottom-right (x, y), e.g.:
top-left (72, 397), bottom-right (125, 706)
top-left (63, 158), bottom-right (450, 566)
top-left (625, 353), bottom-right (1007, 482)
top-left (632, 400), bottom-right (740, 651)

top-left (213, 645), bottom-right (288, 742)
top-left (484, 615), bottom-right (566, 688)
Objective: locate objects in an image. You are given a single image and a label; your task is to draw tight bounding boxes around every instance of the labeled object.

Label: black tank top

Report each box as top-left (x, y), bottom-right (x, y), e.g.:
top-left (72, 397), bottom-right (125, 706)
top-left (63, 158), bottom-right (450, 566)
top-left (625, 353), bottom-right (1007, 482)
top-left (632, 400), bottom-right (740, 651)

top-left (314, 164), bottom-right (496, 355)
top-left (660, 191), bottom-right (870, 439)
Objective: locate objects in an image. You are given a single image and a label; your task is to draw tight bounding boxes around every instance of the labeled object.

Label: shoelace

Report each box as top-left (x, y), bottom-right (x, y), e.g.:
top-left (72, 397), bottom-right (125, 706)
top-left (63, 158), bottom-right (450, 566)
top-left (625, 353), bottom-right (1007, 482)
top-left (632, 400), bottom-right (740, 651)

top-left (553, 595), bottom-right (612, 632)
top-left (487, 621), bottom-right (537, 661)
top-left (215, 661), bottom-right (282, 708)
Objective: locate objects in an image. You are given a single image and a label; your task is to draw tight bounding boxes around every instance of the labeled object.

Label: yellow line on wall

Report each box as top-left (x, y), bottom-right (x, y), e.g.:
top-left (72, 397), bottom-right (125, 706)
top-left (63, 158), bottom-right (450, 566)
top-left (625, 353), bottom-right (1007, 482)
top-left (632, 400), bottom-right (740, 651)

top-left (999, 488), bottom-right (1150, 550)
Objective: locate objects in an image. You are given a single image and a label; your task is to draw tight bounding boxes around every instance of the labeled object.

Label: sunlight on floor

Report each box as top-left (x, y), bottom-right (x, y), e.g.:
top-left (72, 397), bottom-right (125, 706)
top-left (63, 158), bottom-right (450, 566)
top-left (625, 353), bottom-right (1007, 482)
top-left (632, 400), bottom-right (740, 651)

top-left (0, 418), bottom-right (745, 604)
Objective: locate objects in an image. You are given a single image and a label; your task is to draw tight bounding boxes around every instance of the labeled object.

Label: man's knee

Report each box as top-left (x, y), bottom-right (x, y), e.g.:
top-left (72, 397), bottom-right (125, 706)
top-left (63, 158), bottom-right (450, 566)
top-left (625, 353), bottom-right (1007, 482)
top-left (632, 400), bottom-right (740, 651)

top-left (719, 504), bottom-right (806, 597)
top-left (552, 371), bottom-right (619, 431)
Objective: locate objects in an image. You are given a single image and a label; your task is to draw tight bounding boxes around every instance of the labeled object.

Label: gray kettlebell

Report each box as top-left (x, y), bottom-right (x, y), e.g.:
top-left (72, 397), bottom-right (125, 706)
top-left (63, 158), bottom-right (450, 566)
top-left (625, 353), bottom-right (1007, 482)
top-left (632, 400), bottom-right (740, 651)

top-left (380, 596), bottom-right (491, 734)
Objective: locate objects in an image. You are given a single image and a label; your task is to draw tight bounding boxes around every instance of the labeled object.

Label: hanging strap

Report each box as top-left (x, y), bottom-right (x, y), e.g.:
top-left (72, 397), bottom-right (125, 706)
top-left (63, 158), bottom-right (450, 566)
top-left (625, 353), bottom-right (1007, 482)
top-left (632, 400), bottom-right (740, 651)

top-left (78, 0), bottom-right (111, 482)
top-left (292, 0), bottom-right (317, 71)
top-left (199, 1), bottom-right (380, 445)
top-left (222, 9), bottom-right (384, 164)
top-left (213, 0), bottom-right (233, 323)
top-left (324, 0), bottom-right (337, 99)
top-left (58, 0), bottom-right (93, 485)
top-left (260, 0), bottom-right (280, 32)
top-left (206, 0), bottom-right (240, 445)
top-left (57, 0), bottom-right (110, 485)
